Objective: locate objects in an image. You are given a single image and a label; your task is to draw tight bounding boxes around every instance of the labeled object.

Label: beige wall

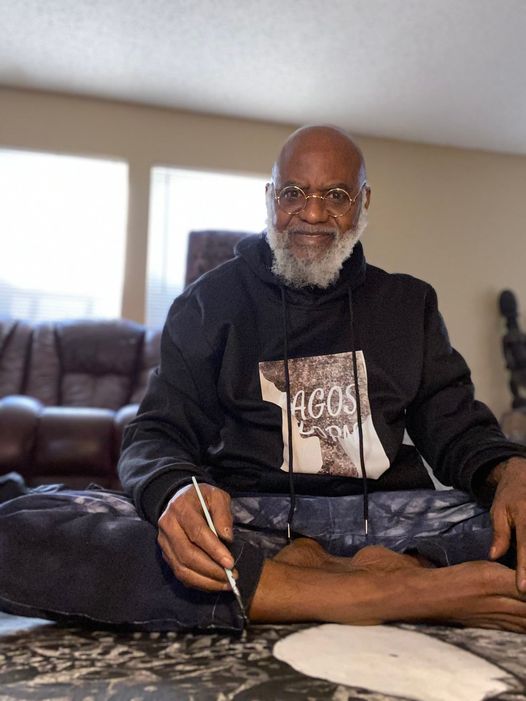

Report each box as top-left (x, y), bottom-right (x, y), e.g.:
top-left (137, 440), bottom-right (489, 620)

top-left (361, 138), bottom-right (526, 421)
top-left (1, 86), bottom-right (525, 418)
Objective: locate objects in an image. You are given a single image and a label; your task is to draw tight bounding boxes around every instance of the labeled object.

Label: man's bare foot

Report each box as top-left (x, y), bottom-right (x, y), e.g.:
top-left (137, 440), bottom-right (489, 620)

top-left (273, 538), bottom-right (433, 572)
top-left (250, 545), bottom-right (526, 634)
top-left (418, 561), bottom-right (526, 633)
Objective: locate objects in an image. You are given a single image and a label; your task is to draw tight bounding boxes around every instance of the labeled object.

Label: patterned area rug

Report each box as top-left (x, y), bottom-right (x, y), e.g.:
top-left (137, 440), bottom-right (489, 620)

top-left (1, 614), bottom-right (526, 700)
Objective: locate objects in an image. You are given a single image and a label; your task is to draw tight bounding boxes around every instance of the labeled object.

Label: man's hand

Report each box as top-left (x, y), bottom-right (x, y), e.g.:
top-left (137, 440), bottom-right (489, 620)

top-left (489, 457), bottom-right (526, 592)
top-left (157, 483), bottom-right (235, 592)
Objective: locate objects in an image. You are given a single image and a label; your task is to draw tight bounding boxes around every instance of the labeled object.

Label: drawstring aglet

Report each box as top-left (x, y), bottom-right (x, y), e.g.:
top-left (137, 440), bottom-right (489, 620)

top-left (287, 522), bottom-right (292, 544)
top-left (364, 518), bottom-right (368, 537)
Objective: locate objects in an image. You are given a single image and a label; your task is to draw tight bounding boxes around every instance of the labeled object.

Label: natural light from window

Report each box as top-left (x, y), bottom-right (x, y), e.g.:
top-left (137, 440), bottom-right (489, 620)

top-left (0, 149), bottom-right (128, 322)
top-left (146, 167), bottom-right (268, 328)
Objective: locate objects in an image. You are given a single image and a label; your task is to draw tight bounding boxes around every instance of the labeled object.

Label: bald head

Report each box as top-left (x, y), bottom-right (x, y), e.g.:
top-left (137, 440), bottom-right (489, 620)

top-left (265, 126), bottom-right (370, 289)
top-left (272, 126), bottom-right (366, 187)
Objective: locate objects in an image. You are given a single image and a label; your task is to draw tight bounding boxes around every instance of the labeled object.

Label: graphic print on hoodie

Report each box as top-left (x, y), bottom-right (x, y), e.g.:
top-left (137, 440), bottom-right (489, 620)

top-left (259, 350), bottom-right (389, 478)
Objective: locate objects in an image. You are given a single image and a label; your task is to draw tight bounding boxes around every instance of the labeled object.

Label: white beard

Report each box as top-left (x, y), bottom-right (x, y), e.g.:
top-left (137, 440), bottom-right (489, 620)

top-left (265, 194), bottom-right (368, 289)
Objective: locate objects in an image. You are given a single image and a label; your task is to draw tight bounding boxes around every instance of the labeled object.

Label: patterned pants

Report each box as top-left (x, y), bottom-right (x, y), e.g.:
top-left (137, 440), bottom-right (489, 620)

top-left (0, 483), bottom-right (499, 633)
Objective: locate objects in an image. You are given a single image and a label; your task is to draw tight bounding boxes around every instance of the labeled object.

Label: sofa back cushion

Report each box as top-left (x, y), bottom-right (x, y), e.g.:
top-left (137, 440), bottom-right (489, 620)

top-left (21, 320), bottom-right (147, 409)
top-left (57, 320), bottom-right (146, 409)
top-left (0, 320), bottom-right (32, 397)
top-left (1, 318), bottom-right (161, 410)
top-left (24, 323), bottom-right (61, 405)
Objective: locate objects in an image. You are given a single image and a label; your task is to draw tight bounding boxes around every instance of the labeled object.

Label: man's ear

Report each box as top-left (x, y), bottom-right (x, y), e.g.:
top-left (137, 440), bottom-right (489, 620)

top-left (364, 186), bottom-right (371, 210)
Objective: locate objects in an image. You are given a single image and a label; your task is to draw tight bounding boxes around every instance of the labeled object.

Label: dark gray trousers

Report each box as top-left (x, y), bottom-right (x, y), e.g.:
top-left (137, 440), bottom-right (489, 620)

top-left (0, 485), bottom-right (498, 633)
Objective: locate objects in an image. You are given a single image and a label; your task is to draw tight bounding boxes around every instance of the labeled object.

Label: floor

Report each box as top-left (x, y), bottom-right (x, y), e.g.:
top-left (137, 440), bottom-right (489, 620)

top-left (1, 613), bottom-right (526, 701)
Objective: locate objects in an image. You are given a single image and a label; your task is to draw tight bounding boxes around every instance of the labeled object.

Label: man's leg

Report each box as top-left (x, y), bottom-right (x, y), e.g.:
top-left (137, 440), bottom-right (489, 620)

top-left (3, 487), bottom-right (526, 633)
top-left (249, 538), bottom-right (526, 634)
top-left (233, 491), bottom-right (526, 633)
top-left (0, 489), bottom-right (258, 631)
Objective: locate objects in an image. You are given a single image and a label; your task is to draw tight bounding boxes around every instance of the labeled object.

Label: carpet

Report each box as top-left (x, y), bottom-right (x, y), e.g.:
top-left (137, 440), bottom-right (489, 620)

top-left (1, 613), bottom-right (525, 700)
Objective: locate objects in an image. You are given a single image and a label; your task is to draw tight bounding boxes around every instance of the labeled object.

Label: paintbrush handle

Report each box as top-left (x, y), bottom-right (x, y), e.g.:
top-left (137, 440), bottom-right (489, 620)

top-left (191, 477), bottom-right (249, 626)
top-left (191, 476), bottom-right (219, 536)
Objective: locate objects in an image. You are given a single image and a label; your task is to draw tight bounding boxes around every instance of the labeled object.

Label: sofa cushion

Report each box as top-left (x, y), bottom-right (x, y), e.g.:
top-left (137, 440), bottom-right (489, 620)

top-left (55, 320), bottom-right (145, 409)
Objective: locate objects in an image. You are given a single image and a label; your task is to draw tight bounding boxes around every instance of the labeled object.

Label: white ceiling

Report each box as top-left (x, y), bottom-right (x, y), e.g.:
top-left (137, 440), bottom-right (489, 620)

top-left (1, 0), bottom-right (526, 155)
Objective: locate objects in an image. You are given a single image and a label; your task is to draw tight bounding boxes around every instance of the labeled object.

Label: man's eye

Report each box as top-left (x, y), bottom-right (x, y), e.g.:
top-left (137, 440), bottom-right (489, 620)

top-left (326, 190), bottom-right (346, 202)
top-left (282, 188), bottom-right (301, 201)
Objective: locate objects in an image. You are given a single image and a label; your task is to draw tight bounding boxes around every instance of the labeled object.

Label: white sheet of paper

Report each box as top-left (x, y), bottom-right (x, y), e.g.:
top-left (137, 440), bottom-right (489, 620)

top-left (273, 624), bottom-right (511, 701)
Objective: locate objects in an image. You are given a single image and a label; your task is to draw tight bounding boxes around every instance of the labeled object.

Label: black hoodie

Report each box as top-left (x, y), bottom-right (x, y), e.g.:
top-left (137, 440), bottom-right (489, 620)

top-left (119, 235), bottom-right (526, 525)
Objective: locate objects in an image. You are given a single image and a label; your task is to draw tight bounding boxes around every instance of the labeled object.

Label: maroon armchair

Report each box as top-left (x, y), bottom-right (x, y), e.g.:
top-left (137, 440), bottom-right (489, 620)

top-left (184, 230), bottom-right (250, 287)
top-left (0, 319), bottom-right (161, 488)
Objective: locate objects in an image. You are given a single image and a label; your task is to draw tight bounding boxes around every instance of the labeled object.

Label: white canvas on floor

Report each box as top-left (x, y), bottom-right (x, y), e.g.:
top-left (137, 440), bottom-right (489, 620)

top-left (273, 624), bottom-right (512, 701)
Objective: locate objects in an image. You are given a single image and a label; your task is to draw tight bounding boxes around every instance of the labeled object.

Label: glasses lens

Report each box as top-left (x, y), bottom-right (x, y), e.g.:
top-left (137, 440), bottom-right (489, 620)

top-left (278, 186), bottom-right (306, 214)
top-left (324, 189), bottom-right (352, 216)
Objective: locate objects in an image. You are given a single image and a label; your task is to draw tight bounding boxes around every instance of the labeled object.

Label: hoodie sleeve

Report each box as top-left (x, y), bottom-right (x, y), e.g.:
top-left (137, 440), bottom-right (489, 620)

top-left (118, 296), bottom-right (224, 525)
top-left (405, 285), bottom-right (526, 498)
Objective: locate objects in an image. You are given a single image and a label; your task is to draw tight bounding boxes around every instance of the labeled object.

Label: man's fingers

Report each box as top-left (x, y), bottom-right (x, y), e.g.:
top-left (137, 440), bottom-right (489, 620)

top-left (208, 488), bottom-right (234, 542)
top-left (514, 522), bottom-right (526, 593)
top-left (180, 508), bottom-right (235, 569)
top-left (173, 564), bottom-right (232, 592)
top-left (489, 505), bottom-right (511, 560)
top-left (160, 549), bottom-right (232, 592)
top-left (158, 532), bottom-right (238, 591)
top-left (157, 483), bottom-right (237, 592)
top-left (178, 482), bottom-right (234, 549)
top-left (158, 534), bottom-right (225, 582)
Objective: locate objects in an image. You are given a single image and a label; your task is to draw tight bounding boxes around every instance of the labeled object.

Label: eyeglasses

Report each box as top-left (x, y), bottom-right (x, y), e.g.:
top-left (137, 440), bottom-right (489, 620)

top-left (274, 181), bottom-right (367, 218)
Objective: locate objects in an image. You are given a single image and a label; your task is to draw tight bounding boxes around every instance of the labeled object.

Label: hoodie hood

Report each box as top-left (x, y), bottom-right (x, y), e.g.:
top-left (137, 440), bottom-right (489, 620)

top-left (235, 233), bottom-right (367, 306)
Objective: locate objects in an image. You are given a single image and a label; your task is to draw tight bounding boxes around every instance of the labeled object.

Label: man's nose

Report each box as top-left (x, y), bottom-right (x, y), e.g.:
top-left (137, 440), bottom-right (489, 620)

top-left (299, 194), bottom-right (329, 223)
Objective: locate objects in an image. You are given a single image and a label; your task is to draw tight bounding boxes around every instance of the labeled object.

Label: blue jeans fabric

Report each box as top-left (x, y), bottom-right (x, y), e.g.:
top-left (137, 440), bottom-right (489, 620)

top-left (233, 489), bottom-right (494, 566)
top-left (0, 486), bottom-right (499, 633)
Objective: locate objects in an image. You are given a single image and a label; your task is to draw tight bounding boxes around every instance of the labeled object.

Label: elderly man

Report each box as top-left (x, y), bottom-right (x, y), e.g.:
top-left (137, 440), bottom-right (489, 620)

top-left (2, 126), bottom-right (526, 632)
top-left (117, 124), bottom-right (526, 630)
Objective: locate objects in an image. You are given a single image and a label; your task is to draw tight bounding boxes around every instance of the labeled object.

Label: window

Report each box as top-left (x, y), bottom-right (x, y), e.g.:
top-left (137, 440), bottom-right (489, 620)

top-left (0, 149), bottom-right (128, 322)
top-left (146, 168), bottom-right (268, 328)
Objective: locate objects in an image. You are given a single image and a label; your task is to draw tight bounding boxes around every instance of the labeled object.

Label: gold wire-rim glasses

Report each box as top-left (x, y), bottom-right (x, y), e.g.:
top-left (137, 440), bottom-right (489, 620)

top-left (274, 181), bottom-right (368, 218)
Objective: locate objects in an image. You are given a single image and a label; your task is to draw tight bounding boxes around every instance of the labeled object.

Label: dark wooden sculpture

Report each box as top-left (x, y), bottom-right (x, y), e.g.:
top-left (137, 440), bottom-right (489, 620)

top-left (499, 290), bottom-right (526, 409)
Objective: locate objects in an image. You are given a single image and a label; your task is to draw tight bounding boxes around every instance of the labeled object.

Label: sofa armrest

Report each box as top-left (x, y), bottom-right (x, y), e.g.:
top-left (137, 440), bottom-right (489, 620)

top-left (114, 403), bottom-right (139, 458)
top-left (0, 395), bottom-right (43, 470)
top-left (33, 407), bottom-right (116, 482)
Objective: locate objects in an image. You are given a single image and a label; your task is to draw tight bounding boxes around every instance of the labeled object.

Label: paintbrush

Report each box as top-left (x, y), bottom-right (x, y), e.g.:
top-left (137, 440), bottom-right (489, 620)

top-left (191, 477), bottom-right (249, 627)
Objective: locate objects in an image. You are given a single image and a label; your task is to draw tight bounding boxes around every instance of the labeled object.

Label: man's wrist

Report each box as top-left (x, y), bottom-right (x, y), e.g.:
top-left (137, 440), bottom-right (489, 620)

top-left (471, 458), bottom-right (513, 506)
top-left (485, 459), bottom-right (510, 487)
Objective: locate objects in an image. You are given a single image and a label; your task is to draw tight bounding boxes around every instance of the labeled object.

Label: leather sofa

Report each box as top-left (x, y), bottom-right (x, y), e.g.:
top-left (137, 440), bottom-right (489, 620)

top-left (0, 319), bottom-right (161, 488)
top-left (0, 229), bottom-right (253, 489)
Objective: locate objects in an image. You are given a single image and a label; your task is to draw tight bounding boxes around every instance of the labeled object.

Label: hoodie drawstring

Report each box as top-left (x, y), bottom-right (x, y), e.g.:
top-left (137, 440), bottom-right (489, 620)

top-left (348, 287), bottom-right (369, 536)
top-left (280, 286), bottom-right (296, 543)
top-left (279, 285), bottom-right (369, 543)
